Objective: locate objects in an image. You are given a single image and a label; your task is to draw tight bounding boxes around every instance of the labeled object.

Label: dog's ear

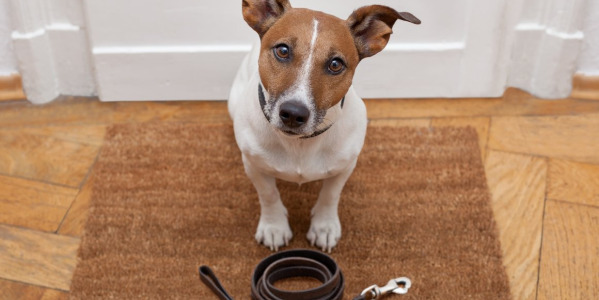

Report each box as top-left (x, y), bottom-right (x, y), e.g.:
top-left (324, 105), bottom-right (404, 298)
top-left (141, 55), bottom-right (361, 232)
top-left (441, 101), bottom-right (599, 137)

top-left (346, 5), bottom-right (420, 59)
top-left (242, 0), bottom-right (291, 37)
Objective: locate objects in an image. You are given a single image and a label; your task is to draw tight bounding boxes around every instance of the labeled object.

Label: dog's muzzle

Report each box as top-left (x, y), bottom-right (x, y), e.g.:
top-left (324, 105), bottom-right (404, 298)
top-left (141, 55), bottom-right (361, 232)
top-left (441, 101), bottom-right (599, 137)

top-left (258, 84), bottom-right (344, 139)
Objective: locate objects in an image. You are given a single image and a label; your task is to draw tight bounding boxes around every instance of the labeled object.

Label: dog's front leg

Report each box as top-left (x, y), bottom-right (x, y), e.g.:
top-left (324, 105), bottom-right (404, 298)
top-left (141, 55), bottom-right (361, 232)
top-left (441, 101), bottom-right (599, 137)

top-left (242, 154), bottom-right (292, 251)
top-left (308, 159), bottom-right (357, 252)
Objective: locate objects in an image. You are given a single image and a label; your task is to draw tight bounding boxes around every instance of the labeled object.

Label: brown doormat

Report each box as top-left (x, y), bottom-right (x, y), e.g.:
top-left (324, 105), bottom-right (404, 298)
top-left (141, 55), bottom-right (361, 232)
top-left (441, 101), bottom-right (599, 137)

top-left (70, 123), bottom-right (511, 299)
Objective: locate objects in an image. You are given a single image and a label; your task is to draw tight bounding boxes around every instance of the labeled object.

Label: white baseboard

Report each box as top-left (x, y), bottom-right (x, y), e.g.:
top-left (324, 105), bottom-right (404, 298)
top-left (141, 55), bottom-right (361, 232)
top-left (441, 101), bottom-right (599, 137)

top-left (12, 26), bottom-right (96, 104)
top-left (9, 0), bottom-right (95, 104)
top-left (508, 23), bottom-right (583, 99)
top-left (49, 27), bottom-right (96, 96)
top-left (93, 43), bottom-right (466, 101)
top-left (12, 32), bottom-right (60, 103)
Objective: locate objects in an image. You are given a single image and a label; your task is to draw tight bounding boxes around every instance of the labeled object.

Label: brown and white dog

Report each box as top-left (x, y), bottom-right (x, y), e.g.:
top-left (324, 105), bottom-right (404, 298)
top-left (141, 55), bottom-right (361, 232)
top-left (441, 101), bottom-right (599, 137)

top-left (228, 0), bottom-right (420, 252)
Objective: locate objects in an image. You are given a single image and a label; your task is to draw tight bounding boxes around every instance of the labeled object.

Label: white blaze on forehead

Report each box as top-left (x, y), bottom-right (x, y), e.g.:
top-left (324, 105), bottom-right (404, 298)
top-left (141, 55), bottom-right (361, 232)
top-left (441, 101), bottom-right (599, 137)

top-left (303, 19), bottom-right (319, 81)
top-left (286, 19), bottom-right (319, 106)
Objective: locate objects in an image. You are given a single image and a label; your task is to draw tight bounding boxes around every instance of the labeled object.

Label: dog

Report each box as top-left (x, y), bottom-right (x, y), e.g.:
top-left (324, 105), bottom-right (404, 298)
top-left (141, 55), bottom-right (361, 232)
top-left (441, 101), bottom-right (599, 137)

top-left (228, 0), bottom-right (420, 252)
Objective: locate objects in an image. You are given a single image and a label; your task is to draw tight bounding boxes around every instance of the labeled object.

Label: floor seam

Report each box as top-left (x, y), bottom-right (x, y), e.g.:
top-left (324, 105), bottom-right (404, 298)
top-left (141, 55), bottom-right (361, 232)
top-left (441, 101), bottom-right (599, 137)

top-left (535, 157), bottom-right (550, 300)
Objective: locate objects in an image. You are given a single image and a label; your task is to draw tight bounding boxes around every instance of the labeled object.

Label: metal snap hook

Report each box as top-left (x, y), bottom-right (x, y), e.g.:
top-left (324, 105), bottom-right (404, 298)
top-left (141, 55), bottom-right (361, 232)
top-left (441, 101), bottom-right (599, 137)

top-left (360, 277), bottom-right (411, 299)
top-left (390, 277), bottom-right (411, 295)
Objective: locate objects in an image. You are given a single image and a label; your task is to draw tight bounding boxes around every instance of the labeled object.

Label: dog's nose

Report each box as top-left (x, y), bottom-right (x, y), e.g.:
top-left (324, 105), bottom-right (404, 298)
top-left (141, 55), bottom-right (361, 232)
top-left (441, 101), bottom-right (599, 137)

top-left (279, 102), bottom-right (310, 128)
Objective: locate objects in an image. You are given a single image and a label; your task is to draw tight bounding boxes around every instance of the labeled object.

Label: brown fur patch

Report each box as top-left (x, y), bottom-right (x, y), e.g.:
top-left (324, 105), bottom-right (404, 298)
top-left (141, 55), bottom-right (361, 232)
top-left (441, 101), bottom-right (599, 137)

top-left (258, 8), bottom-right (359, 111)
top-left (347, 5), bottom-right (420, 59)
top-left (242, 0), bottom-right (291, 37)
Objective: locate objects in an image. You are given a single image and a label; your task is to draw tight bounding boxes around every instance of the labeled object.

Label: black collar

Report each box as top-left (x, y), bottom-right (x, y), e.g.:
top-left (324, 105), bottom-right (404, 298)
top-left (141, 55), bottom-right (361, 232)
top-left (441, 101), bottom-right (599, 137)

top-left (258, 84), bottom-right (344, 139)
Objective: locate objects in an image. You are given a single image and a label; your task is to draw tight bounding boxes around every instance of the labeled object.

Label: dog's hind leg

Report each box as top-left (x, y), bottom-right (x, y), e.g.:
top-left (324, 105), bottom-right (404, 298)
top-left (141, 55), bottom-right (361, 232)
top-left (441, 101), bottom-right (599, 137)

top-left (242, 154), bottom-right (292, 251)
top-left (307, 159), bottom-right (357, 252)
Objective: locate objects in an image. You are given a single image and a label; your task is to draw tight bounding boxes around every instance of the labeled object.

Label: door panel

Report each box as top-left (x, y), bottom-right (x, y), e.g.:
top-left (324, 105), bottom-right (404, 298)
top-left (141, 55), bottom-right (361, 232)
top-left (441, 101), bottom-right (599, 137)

top-left (85, 0), bottom-right (502, 100)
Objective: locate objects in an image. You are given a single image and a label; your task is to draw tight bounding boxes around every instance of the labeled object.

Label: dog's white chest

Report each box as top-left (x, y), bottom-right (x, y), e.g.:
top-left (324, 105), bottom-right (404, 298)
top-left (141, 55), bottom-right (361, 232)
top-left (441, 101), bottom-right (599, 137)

top-left (243, 138), bottom-right (353, 184)
top-left (265, 158), bottom-right (332, 184)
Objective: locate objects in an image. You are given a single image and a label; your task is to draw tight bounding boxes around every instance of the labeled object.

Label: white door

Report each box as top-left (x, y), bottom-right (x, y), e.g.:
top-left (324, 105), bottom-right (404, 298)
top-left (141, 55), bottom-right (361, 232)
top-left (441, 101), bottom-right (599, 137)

top-left (84, 0), bottom-right (506, 101)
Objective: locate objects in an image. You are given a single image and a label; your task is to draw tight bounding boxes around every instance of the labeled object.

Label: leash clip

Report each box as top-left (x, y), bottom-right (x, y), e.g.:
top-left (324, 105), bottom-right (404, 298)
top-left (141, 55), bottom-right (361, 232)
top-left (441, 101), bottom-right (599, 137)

top-left (360, 277), bottom-right (411, 299)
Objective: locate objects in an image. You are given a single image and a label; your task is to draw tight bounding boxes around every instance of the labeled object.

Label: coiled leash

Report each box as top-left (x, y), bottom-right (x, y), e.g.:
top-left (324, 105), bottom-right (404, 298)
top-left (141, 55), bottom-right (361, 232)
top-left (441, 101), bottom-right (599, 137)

top-left (199, 249), bottom-right (411, 300)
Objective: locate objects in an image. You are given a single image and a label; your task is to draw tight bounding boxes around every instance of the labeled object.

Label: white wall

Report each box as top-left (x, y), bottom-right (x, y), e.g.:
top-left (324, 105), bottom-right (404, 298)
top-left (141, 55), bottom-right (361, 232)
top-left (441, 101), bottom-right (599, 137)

top-left (0, 0), bottom-right (17, 75)
top-left (577, 0), bottom-right (599, 76)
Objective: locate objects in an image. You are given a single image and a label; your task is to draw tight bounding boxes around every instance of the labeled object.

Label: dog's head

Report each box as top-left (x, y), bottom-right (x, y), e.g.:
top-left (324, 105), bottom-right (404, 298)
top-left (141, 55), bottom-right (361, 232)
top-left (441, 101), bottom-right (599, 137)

top-left (243, 0), bottom-right (420, 137)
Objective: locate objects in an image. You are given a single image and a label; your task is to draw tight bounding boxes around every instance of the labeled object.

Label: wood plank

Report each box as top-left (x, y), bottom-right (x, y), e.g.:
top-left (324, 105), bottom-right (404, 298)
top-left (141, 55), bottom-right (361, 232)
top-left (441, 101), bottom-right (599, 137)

top-left (0, 74), bottom-right (26, 102)
top-left (41, 289), bottom-right (68, 300)
top-left (0, 279), bottom-right (68, 300)
top-left (368, 118), bottom-right (430, 127)
top-left (537, 200), bottom-right (599, 299)
top-left (571, 73), bottom-right (599, 101)
top-left (58, 175), bottom-right (94, 237)
top-left (3, 88), bottom-right (599, 128)
top-left (488, 114), bottom-right (599, 164)
top-left (2, 124), bottom-right (107, 147)
top-left (111, 101), bottom-right (230, 125)
top-left (0, 96), bottom-right (230, 128)
top-left (0, 131), bottom-right (99, 187)
top-left (365, 88), bottom-right (599, 119)
top-left (432, 117), bottom-right (489, 160)
top-left (548, 159), bottom-right (599, 206)
top-left (484, 150), bottom-right (546, 300)
top-left (0, 175), bottom-right (78, 232)
top-left (0, 96), bottom-right (118, 128)
top-left (0, 224), bottom-right (80, 291)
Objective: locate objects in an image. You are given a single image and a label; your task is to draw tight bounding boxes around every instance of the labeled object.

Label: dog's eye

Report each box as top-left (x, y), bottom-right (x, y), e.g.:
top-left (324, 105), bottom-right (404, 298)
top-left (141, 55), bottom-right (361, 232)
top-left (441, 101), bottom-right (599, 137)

top-left (274, 45), bottom-right (290, 60)
top-left (328, 58), bottom-right (345, 74)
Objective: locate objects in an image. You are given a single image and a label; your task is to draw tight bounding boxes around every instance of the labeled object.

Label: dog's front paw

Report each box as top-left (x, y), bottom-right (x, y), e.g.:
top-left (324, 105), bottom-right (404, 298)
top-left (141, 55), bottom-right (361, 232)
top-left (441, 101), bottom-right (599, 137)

top-left (307, 211), bottom-right (341, 253)
top-left (255, 215), bottom-right (293, 251)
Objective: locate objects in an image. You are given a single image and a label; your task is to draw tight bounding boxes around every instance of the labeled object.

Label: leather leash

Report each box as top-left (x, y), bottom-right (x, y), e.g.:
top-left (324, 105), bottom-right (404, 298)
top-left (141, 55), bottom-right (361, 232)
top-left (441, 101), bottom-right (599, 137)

top-left (199, 249), bottom-right (411, 300)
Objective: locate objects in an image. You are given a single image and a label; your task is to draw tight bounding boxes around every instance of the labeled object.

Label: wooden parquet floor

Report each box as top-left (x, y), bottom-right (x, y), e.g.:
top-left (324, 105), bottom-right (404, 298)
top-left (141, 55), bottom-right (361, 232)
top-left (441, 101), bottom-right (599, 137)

top-left (1, 88), bottom-right (598, 299)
